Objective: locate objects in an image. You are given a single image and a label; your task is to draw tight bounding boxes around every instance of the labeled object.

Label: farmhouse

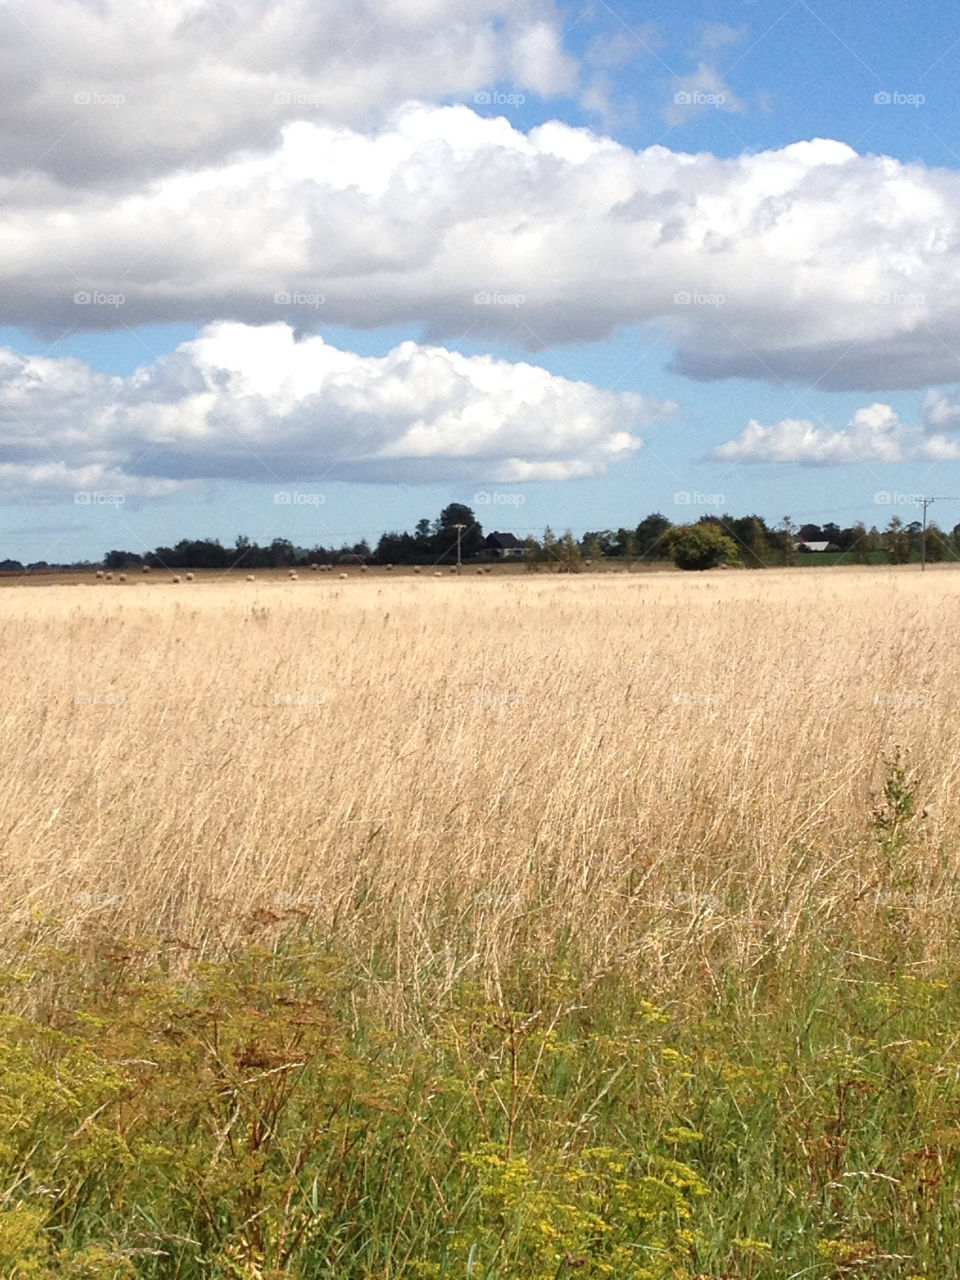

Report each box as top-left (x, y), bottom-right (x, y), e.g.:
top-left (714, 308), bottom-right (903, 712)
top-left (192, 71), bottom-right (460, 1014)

top-left (479, 531), bottom-right (525, 559)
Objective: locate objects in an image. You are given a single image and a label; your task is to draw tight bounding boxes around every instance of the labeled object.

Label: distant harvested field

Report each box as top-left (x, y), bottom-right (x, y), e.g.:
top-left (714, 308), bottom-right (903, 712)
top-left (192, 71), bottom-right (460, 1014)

top-left (4, 564), bottom-right (959, 1008)
top-left (0, 559), bottom-right (674, 587)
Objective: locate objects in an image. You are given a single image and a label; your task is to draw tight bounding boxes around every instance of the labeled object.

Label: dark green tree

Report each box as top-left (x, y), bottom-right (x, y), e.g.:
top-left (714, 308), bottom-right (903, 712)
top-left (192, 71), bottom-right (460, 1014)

top-left (523, 534), bottom-right (540, 571)
top-left (582, 530), bottom-right (620, 557)
top-left (924, 524), bottom-right (952, 562)
top-left (267, 537), bottom-right (297, 568)
top-left (634, 513), bottom-right (672, 558)
top-left (541, 526), bottom-right (560, 567)
top-left (850, 522), bottom-right (869, 565)
top-left (779, 517), bottom-right (797, 567)
top-left (748, 518), bottom-right (768, 567)
top-left (906, 520), bottom-right (923, 559)
top-left (103, 549), bottom-right (143, 570)
top-left (665, 523), bottom-right (740, 570)
top-left (557, 531), bottom-right (582, 573)
top-left (584, 535), bottom-right (604, 565)
top-left (375, 532), bottom-right (417, 563)
top-left (884, 517), bottom-right (910, 564)
top-left (434, 504), bottom-right (484, 560)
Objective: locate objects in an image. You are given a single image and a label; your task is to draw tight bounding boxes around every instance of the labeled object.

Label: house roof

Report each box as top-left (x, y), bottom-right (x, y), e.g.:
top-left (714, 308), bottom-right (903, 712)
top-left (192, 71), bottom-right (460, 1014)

top-left (797, 540), bottom-right (831, 552)
top-left (484, 531), bottom-right (524, 549)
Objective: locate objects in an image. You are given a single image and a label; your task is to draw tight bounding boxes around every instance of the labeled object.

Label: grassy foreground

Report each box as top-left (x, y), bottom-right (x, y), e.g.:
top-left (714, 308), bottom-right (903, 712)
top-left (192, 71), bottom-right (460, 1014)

top-left (2, 568), bottom-right (960, 1276)
top-left (2, 924), bottom-right (957, 1279)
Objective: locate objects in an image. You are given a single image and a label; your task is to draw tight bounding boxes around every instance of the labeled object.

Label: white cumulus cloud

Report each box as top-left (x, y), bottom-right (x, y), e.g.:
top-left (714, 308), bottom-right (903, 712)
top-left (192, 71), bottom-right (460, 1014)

top-left (0, 0), bottom-right (577, 183)
top-left (3, 103), bottom-right (960, 390)
top-left (0, 323), bottom-right (676, 497)
top-left (663, 62), bottom-right (746, 124)
top-left (922, 387), bottom-right (960, 432)
top-left (713, 404), bottom-right (906, 464)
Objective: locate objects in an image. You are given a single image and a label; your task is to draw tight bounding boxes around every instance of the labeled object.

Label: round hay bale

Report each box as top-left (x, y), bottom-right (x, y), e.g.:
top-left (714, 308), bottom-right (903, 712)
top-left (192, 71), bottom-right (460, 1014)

top-left (95, 570), bottom-right (103, 579)
top-left (339, 572), bottom-right (347, 579)
top-left (246, 574), bottom-right (255, 581)
top-left (118, 573), bottom-right (127, 582)
top-left (172, 574), bottom-right (180, 583)
top-left (185, 572), bottom-right (194, 581)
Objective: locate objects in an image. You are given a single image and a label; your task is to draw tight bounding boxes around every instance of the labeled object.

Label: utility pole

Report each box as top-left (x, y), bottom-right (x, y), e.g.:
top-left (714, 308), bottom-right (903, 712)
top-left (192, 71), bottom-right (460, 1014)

top-left (921, 497), bottom-right (934, 572)
top-left (453, 523), bottom-right (465, 574)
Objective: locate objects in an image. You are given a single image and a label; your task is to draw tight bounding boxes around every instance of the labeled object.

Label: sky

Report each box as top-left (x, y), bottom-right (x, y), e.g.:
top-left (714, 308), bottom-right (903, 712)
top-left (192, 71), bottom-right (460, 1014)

top-left (5, 0), bottom-right (960, 561)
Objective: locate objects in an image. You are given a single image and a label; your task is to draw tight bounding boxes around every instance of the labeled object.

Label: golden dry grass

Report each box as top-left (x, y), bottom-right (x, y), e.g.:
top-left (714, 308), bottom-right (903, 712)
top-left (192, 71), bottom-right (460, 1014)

top-left (3, 564), bottom-right (958, 1007)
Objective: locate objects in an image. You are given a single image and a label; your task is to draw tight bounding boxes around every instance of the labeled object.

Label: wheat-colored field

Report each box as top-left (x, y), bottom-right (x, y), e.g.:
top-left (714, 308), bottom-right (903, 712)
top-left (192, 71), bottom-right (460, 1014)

top-left (3, 564), bottom-right (958, 1007)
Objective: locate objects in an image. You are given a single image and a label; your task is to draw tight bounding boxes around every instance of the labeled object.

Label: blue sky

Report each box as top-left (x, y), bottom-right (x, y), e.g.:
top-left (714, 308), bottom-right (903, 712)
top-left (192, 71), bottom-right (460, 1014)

top-left (4, 0), bottom-right (960, 561)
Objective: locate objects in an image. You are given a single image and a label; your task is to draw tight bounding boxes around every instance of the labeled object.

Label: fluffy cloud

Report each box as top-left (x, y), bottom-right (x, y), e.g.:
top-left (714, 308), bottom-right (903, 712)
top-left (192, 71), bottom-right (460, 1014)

top-left (698, 23), bottom-right (748, 52)
top-left (0, 0), bottom-right (576, 184)
top-left (916, 435), bottom-right (960, 461)
top-left (580, 25), bottom-right (662, 125)
top-left (4, 101), bottom-right (960, 390)
top-left (916, 389), bottom-right (960, 457)
top-left (0, 323), bottom-right (675, 496)
top-left (662, 62), bottom-right (746, 124)
top-left (922, 387), bottom-right (960, 432)
top-left (712, 403), bottom-right (931, 464)
top-left (0, 462), bottom-right (187, 501)
top-left (715, 393), bottom-right (960, 464)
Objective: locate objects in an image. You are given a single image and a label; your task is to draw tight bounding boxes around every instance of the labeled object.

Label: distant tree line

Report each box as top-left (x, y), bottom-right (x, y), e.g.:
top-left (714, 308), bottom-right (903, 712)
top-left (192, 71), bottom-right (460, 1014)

top-left (92, 503), bottom-right (484, 572)
top-left (2, 506), bottom-right (960, 573)
top-left (373, 504), bottom-right (485, 564)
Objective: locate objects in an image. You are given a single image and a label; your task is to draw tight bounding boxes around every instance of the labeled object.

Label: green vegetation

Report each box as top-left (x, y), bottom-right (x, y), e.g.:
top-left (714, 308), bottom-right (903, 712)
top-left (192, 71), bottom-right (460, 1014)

top-left (1, 934), bottom-right (956, 1277)
top-left (11, 504), bottom-right (960, 575)
top-left (664, 523), bottom-right (740, 570)
top-left (791, 550), bottom-right (888, 566)
top-left (4, 747), bottom-right (959, 1280)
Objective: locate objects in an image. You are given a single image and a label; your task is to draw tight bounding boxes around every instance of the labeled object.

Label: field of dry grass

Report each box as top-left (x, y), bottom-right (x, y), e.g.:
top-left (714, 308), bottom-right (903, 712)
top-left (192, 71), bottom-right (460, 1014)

top-left (6, 564), bottom-right (960, 1276)
top-left (3, 563), bottom-right (958, 1010)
